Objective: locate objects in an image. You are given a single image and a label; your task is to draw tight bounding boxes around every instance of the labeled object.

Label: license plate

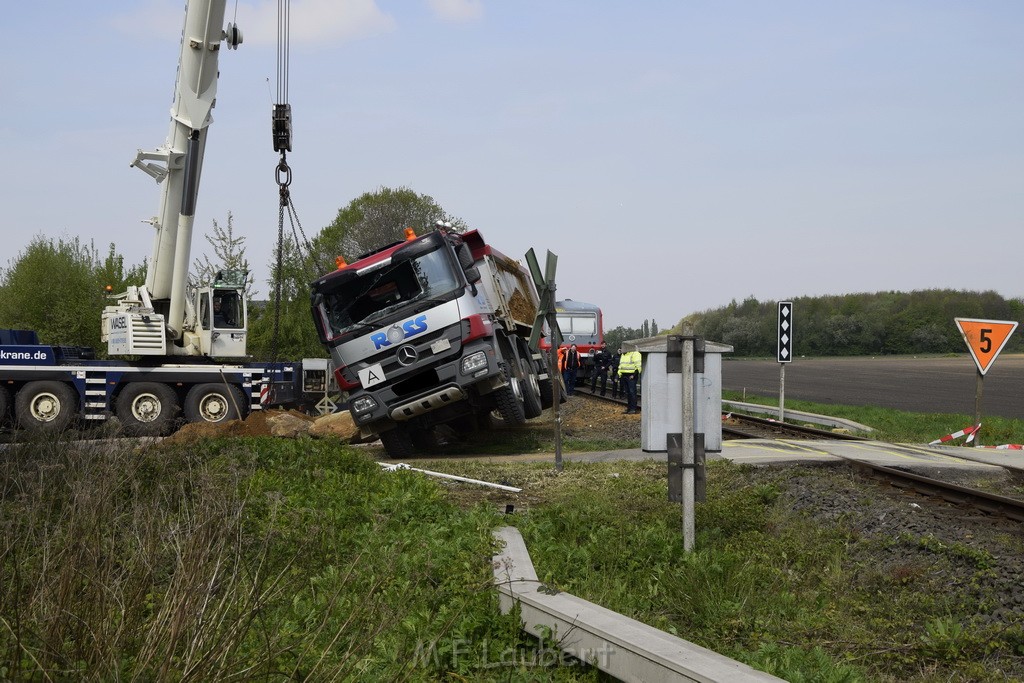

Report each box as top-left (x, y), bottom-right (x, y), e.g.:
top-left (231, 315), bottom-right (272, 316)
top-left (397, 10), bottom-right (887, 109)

top-left (358, 363), bottom-right (386, 388)
top-left (430, 338), bottom-right (452, 354)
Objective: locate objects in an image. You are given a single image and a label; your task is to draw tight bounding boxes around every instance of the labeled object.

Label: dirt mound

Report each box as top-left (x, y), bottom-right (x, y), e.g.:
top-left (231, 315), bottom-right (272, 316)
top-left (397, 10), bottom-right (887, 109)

top-left (162, 409), bottom-right (317, 445)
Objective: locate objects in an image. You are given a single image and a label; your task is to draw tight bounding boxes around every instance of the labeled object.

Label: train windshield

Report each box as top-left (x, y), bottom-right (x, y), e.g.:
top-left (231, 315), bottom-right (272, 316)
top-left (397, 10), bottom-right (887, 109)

top-left (319, 247), bottom-right (460, 338)
top-left (556, 313), bottom-right (598, 336)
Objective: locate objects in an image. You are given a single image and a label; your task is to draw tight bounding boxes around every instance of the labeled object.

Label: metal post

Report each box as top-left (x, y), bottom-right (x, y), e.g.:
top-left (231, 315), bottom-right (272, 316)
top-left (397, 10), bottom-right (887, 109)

top-left (681, 336), bottom-right (695, 551)
top-left (524, 248), bottom-right (562, 472)
top-left (544, 254), bottom-right (563, 472)
top-left (974, 371), bottom-right (983, 448)
top-left (551, 314), bottom-right (563, 471)
top-left (779, 363), bottom-right (786, 422)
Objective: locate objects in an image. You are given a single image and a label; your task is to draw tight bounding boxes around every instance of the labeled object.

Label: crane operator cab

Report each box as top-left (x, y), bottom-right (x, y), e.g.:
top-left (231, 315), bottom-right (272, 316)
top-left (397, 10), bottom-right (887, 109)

top-left (197, 270), bottom-right (247, 357)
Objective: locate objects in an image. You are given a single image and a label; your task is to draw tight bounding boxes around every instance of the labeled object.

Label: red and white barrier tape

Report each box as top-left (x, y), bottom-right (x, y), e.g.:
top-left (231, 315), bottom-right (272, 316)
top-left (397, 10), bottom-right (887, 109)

top-left (929, 423), bottom-right (980, 445)
top-left (980, 444), bottom-right (1024, 450)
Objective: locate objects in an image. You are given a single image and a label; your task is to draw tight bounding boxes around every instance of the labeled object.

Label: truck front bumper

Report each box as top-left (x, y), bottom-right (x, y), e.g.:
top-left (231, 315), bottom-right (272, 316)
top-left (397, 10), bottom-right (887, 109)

top-left (347, 338), bottom-right (505, 431)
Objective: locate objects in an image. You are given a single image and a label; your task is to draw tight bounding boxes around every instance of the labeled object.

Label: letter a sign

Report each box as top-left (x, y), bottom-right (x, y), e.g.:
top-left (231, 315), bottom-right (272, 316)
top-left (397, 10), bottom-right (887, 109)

top-left (954, 318), bottom-right (1018, 376)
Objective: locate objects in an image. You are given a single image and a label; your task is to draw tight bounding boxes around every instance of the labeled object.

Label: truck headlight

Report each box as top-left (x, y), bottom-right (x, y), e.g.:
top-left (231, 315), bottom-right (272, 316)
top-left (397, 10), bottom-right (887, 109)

top-left (351, 396), bottom-right (378, 414)
top-left (461, 351), bottom-right (488, 375)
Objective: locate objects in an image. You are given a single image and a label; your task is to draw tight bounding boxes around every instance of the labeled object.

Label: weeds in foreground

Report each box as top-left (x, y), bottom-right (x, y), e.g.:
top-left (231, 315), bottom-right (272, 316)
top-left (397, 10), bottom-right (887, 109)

top-left (6, 431), bottom-right (1023, 682)
top-left (427, 457), bottom-right (1024, 682)
top-left (0, 435), bottom-right (594, 681)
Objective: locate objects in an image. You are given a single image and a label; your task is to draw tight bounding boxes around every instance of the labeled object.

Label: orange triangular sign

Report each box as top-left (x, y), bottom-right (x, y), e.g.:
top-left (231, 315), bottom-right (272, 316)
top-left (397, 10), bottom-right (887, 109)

top-left (954, 318), bottom-right (1018, 376)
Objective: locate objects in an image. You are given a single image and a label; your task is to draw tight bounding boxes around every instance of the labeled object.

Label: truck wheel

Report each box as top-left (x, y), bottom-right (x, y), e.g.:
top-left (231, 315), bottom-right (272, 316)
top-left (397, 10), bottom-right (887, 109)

top-left (116, 383), bottom-right (179, 436)
top-left (411, 426), bottom-right (444, 451)
top-left (16, 381), bottom-right (78, 433)
top-left (538, 369), bottom-right (567, 410)
top-left (380, 425), bottom-right (418, 458)
top-left (493, 362), bottom-right (526, 427)
top-left (519, 357), bottom-right (543, 419)
top-left (184, 383), bottom-right (245, 424)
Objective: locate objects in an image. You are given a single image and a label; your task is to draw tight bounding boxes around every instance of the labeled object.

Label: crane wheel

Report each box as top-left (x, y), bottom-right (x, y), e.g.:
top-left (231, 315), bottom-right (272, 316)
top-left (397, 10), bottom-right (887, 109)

top-left (184, 383), bottom-right (245, 424)
top-left (116, 383), bottom-right (179, 437)
top-left (16, 381), bottom-right (78, 433)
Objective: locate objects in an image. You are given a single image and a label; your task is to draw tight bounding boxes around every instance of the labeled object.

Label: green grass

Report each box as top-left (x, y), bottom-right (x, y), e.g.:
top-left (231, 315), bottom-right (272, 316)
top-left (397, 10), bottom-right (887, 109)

top-left (723, 390), bottom-right (1024, 446)
top-left (429, 423), bottom-right (640, 456)
top-left (0, 435), bottom-right (597, 681)
top-left (425, 457), bottom-right (1024, 682)
top-left (4, 420), bottom-right (1024, 681)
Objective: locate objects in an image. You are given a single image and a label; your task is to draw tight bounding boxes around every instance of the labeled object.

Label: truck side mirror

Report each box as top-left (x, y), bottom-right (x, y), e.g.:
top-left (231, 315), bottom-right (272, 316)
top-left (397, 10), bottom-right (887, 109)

top-left (464, 266), bottom-right (481, 284)
top-left (456, 243), bottom-right (474, 270)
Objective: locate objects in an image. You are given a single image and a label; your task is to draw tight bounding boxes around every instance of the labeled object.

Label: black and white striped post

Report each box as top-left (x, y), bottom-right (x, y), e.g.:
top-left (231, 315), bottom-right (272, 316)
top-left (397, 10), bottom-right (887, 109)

top-left (777, 302), bottom-right (793, 421)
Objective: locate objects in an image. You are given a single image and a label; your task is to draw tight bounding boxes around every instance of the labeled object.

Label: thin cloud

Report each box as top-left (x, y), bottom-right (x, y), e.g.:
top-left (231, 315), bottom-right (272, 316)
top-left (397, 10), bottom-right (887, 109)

top-left (110, 0), bottom-right (396, 46)
top-left (427, 0), bottom-right (483, 23)
top-left (238, 0), bottom-right (396, 46)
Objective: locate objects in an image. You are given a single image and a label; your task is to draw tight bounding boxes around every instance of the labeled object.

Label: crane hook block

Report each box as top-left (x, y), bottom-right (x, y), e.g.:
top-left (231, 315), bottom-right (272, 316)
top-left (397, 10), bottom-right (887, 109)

top-left (225, 23), bottom-right (244, 50)
top-left (273, 104), bottom-right (292, 153)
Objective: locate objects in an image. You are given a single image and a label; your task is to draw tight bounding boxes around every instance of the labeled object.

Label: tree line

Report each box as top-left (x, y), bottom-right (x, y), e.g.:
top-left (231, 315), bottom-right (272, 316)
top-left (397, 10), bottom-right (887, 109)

top-left (679, 290), bottom-right (1024, 357)
top-left (9, 187), bottom-right (1014, 362)
top-left (0, 187), bottom-right (461, 361)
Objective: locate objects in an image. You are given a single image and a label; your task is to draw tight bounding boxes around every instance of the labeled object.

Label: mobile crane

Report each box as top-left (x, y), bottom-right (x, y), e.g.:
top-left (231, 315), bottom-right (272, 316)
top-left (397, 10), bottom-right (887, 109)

top-left (0, 1), bottom-right (334, 436)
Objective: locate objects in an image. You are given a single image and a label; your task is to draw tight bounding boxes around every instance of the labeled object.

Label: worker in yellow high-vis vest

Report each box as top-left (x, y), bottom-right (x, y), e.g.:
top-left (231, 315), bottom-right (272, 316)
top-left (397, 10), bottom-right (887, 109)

top-left (617, 346), bottom-right (642, 414)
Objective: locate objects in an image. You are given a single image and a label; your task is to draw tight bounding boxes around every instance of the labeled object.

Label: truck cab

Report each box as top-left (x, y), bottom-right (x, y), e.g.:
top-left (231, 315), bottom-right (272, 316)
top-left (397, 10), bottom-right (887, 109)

top-left (310, 228), bottom-right (544, 456)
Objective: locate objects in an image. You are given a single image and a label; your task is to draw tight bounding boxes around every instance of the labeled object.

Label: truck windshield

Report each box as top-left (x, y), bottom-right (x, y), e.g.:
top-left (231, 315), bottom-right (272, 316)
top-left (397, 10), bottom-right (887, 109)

top-left (321, 247), bottom-right (460, 338)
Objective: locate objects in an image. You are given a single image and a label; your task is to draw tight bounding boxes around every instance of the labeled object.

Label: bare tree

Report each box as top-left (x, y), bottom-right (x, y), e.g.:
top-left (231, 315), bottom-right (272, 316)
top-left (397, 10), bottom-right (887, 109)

top-left (191, 212), bottom-right (255, 294)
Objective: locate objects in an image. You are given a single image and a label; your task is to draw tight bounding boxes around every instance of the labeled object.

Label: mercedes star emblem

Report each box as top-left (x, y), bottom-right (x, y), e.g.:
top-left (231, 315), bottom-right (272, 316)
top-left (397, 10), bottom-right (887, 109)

top-left (397, 345), bottom-right (418, 365)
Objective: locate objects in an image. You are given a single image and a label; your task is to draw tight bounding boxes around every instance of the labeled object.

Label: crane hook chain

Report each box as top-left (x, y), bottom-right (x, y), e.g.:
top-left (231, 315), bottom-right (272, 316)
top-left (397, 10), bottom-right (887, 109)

top-left (276, 153), bottom-right (292, 206)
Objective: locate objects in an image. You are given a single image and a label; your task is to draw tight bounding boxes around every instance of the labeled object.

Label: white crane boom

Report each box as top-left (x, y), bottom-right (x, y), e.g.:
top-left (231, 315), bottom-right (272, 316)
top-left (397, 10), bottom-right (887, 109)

top-left (102, 0), bottom-right (245, 358)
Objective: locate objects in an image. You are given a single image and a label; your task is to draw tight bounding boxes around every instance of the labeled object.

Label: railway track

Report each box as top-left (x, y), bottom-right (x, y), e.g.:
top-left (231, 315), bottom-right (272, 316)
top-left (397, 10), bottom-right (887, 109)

top-left (573, 384), bottom-right (1024, 524)
top-left (574, 384), bottom-right (861, 441)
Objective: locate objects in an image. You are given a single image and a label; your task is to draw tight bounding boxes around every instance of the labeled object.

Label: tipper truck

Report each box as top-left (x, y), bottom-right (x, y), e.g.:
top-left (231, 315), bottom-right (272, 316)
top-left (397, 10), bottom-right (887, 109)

top-left (310, 226), bottom-right (551, 457)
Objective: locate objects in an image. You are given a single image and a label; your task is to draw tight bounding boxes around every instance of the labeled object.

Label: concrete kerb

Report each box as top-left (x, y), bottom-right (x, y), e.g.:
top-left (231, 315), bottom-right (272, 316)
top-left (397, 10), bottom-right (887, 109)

top-left (493, 527), bottom-right (785, 682)
top-left (723, 400), bottom-right (874, 433)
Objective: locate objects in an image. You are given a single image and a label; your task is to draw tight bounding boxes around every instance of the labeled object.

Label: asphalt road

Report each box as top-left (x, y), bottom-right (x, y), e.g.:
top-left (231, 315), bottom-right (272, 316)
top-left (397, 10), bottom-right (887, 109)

top-left (721, 354), bottom-right (1024, 420)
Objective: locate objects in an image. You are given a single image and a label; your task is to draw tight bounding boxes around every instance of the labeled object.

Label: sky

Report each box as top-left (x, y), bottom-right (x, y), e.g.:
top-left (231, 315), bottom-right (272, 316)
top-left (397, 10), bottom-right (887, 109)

top-left (1, 1), bottom-right (1021, 332)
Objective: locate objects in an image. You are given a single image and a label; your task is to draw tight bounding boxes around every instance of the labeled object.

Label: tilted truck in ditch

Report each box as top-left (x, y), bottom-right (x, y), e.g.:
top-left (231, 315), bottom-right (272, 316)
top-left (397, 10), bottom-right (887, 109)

top-left (310, 227), bottom-right (552, 457)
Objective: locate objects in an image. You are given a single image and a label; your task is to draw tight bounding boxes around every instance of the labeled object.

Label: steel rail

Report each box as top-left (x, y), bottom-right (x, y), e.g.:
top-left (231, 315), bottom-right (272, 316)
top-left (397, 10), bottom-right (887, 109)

top-left (574, 390), bottom-right (1024, 523)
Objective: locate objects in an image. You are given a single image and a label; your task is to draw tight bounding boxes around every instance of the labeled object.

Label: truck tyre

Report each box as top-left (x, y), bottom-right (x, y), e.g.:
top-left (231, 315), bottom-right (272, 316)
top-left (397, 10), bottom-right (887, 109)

top-left (519, 357), bottom-right (543, 419)
top-left (16, 381), bottom-right (78, 433)
top-left (380, 425), bottom-right (418, 458)
top-left (116, 382), bottom-right (179, 436)
top-left (411, 426), bottom-right (444, 451)
top-left (538, 372), bottom-right (566, 410)
top-left (493, 362), bottom-right (526, 426)
top-left (184, 383), bottom-right (245, 424)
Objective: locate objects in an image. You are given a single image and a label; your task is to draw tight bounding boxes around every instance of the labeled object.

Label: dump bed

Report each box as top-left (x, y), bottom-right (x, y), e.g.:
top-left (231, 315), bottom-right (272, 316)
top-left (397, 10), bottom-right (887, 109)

top-left (463, 230), bottom-right (539, 333)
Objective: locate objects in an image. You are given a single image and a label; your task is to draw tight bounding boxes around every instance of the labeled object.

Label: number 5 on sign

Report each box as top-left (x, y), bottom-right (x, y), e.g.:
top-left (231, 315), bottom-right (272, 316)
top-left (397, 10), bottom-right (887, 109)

top-left (955, 318), bottom-right (1018, 376)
